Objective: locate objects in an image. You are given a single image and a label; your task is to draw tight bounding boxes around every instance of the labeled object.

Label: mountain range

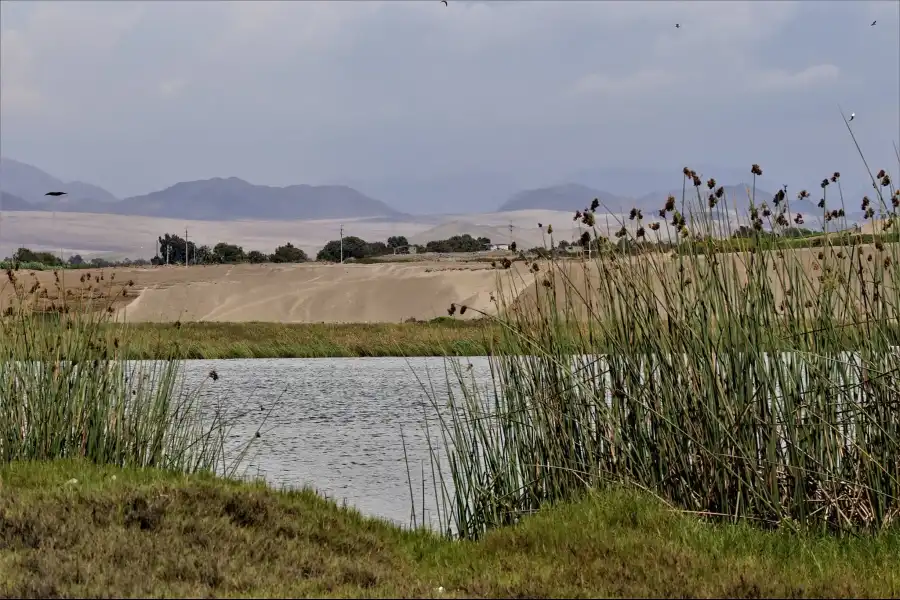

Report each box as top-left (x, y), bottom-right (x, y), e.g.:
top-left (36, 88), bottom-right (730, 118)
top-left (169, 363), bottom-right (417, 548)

top-left (0, 157), bottom-right (859, 222)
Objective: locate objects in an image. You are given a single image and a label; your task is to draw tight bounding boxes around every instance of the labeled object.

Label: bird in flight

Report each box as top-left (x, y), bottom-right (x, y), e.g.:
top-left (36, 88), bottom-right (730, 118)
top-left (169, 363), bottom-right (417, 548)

top-left (441, 0), bottom-right (447, 5)
top-left (849, 113), bottom-right (856, 122)
top-left (675, 23), bottom-right (680, 28)
top-left (871, 20), bottom-right (877, 26)
top-left (45, 191), bottom-right (67, 197)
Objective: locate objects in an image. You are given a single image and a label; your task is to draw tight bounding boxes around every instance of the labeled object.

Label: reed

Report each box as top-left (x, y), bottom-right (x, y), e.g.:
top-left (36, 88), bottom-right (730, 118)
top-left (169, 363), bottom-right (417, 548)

top-left (428, 125), bottom-right (900, 540)
top-left (0, 268), bottom-right (236, 474)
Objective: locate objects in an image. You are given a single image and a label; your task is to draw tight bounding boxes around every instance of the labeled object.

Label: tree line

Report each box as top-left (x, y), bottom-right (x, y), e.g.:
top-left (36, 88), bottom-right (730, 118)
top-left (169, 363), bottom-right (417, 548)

top-left (152, 234), bottom-right (309, 265)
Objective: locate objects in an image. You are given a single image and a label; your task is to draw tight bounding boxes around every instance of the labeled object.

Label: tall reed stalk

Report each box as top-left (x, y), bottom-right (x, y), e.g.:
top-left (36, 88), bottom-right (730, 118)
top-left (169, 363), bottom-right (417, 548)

top-left (0, 267), bottom-right (233, 474)
top-left (427, 132), bottom-right (900, 540)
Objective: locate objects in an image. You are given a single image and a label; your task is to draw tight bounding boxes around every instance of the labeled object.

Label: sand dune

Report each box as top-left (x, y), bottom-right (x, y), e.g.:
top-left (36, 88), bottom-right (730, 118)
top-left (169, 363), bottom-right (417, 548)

top-left (118, 262), bottom-right (516, 323)
top-left (0, 262), bottom-right (531, 324)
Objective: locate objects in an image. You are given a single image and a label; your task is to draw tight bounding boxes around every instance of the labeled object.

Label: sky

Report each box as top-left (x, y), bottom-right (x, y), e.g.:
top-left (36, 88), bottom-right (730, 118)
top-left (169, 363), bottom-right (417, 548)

top-left (1, 0), bottom-right (898, 213)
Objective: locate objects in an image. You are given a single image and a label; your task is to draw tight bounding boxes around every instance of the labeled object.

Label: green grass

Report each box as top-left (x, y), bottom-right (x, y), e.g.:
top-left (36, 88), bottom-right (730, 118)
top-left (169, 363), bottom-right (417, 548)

top-left (0, 270), bottom-right (238, 473)
top-left (116, 320), bottom-right (498, 359)
top-left (427, 122), bottom-right (900, 540)
top-left (1, 460), bottom-right (898, 598)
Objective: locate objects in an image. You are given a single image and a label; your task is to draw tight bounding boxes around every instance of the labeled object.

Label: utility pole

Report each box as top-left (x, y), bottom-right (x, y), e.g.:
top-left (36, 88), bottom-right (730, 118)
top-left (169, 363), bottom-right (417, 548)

top-left (340, 224), bottom-right (344, 264)
top-left (185, 228), bottom-right (189, 266)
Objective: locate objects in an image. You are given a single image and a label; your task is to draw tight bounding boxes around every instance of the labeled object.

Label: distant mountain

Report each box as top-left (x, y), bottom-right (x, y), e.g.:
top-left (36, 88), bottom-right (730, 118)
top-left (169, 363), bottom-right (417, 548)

top-left (0, 191), bottom-right (36, 211)
top-left (114, 177), bottom-right (404, 221)
top-left (498, 183), bottom-right (630, 213)
top-left (0, 157), bottom-right (119, 205)
top-left (0, 158), bottom-right (405, 221)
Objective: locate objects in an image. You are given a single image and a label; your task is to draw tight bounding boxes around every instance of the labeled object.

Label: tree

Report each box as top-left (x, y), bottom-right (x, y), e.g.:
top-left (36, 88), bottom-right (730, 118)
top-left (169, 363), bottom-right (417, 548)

top-left (158, 234), bottom-right (197, 265)
top-left (213, 242), bottom-right (246, 264)
top-left (367, 241), bottom-right (391, 256)
top-left (387, 236), bottom-right (409, 252)
top-left (424, 234), bottom-right (491, 253)
top-left (13, 247), bottom-right (61, 266)
top-left (247, 250), bottom-right (268, 264)
top-left (68, 254), bottom-right (85, 266)
top-left (193, 245), bottom-right (214, 265)
top-left (269, 243), bottom-right (308, 263)
top-left (316, 236), bottom-right (370, 262)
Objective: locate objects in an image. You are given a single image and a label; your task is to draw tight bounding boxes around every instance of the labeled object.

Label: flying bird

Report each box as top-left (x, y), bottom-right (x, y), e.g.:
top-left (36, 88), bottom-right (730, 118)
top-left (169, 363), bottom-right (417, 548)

top-left (675, 23), bottom-right (680, 28)
top-left (849, 113), bottom-right (856, 122)
top-left (871, 20), bottom-right (877, 26)
top-left (441, 0), bottom-right (447, 5)
top-left (44, 191), bottom-right (67, 197)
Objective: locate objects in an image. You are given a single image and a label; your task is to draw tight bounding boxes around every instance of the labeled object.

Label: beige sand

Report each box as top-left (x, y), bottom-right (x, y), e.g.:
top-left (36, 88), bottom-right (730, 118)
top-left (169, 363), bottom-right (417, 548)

top-left (0, 261), bottom-right (533, 324)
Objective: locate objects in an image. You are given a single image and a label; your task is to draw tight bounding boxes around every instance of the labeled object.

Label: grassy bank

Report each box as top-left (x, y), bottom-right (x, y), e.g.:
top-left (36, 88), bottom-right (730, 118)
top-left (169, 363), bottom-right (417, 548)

top-left (430, 141), bottom-right (900, 537)
top-left (2, 460), bottom-right (898, 598)
top-left (115, 320), bottom-right (497, 359)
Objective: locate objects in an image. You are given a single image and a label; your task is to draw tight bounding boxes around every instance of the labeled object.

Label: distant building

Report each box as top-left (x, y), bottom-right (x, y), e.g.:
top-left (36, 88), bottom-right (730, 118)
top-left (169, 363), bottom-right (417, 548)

top-left (490, 244), bottom-right (510, 251)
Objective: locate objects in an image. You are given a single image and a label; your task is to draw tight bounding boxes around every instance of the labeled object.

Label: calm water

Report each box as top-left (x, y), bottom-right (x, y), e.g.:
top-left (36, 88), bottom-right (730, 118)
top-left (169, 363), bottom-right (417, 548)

top-left (179, 357), bottom-right (495, 527)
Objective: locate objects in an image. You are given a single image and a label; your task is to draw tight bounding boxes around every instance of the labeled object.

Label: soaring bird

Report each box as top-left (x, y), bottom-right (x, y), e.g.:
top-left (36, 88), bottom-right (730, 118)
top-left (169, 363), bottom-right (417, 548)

top-left (441, 0), bottom-right (447, 5)
top-left (871, 20), bottom-right (877, 26)
top-left (849, 113), bottom-right (856, 122)
top-left (45, 191), bottom-right (67, 197)
top-left (675, 23), bottom-right (680, 28)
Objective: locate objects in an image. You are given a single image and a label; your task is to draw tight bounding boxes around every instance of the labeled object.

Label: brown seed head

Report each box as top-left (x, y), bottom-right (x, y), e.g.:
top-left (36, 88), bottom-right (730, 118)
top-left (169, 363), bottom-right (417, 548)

top-left (664, 195), bottom-right (676, 212)
top-left (821, 178), bottom-right (830, 189)
top-left (877, 169), bottom-right (886, 179)
top-left (751, 164), bottom-right (762, 176)
top-left (707, 178), bottom-right (716, 190)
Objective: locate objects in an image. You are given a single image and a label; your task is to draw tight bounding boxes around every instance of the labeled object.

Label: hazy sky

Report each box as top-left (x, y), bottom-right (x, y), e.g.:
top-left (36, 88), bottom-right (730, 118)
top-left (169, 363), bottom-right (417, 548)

top-left (1, 0), bottom-right (898, 207)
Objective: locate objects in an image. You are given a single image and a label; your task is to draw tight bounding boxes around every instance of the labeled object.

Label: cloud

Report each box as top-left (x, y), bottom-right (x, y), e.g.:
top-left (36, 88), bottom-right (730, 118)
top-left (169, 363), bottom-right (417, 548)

top-left (751, 64), bottom-right (841, 92)
top-left (158, 78), bottom-right (188, 99)
top-left (568, 70), bottom-right (678, 98)
top-left (0, 0), bottom-right (896, 205)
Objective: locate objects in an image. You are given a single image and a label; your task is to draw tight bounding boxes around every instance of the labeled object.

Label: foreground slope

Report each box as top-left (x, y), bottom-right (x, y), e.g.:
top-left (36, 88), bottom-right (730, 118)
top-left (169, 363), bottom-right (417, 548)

top-left (1, 461), bottom-right (897, 598)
